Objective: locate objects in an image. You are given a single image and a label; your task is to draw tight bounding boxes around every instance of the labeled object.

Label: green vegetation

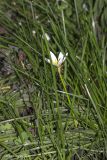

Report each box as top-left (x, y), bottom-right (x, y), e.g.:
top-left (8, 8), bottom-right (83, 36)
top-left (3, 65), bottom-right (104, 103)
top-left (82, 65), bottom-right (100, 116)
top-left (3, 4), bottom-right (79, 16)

top-left (0, 0), bottom-right (107, 159)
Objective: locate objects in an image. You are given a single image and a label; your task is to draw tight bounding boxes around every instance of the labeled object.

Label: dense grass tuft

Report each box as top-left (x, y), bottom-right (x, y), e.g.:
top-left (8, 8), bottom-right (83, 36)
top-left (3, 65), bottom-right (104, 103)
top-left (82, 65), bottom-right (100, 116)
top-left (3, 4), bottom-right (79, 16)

top-left (0, 0), bottom-right (107, 159)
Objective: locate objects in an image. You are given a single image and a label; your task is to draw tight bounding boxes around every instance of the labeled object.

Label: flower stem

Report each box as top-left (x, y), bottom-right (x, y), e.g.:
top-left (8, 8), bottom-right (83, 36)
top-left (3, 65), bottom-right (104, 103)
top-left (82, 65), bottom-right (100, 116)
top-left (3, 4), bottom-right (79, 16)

top-left (58, 69), bottom-right (78, 127)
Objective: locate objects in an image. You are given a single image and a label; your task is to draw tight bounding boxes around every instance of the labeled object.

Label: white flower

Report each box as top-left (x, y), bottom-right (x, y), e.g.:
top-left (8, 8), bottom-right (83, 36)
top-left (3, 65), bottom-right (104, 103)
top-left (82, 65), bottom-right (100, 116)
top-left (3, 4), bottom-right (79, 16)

top-left (32, 30), bottom-right (36, 36)
top-left (45, 33), bottom-right (50, 41)
top-left (45, 51), bottom-right (68, 67)
top-left (42, 33), bottom-right (50, 41)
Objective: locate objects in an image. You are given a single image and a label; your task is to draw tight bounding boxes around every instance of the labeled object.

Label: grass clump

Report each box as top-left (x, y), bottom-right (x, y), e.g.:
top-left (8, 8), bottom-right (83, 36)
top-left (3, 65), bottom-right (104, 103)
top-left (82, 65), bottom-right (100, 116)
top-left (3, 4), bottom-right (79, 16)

top-left (0, 0), bottom-right (107, 159)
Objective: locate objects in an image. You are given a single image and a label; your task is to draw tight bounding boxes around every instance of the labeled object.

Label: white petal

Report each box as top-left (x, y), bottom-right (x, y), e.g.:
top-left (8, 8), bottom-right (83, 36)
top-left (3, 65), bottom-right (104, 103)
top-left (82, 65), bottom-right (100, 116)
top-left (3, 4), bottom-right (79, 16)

top-left (45, 58), bottom-right (51, 63)
top-left (58, 52), bottom-right (64, 65)
top-left (45, 33), bottom-right (50, 41)
top-left (65, 52), bottom-right (68, 56)
top-left (32, 30), bottom-right (36, 36)
top-left (58, 52), bottom-right (68, 66)
top-left (50, 51), bottom-right (58, 66)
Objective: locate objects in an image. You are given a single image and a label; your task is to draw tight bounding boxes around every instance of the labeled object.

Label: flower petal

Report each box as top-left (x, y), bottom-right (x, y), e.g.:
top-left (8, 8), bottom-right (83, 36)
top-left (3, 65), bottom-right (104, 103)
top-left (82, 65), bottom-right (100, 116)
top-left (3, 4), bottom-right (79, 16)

top-left (58, 52), bottom-right (68, 66)
top-left (65, 52), bottom-right (68, 56)
top-left (50, 51), bottom-right (58, 66)
top-left (45, 58), bottom-right (51, 63)
top-left (58, 52), bottom-right (65, 66)
top-left (45, 33), bottom-right (50, 41)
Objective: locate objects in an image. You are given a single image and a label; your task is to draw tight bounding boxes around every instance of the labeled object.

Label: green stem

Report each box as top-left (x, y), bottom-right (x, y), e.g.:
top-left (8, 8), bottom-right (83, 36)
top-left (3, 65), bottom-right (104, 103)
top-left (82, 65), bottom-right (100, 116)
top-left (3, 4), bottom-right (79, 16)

top-left (58, 68), bottom-right (78, 127)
